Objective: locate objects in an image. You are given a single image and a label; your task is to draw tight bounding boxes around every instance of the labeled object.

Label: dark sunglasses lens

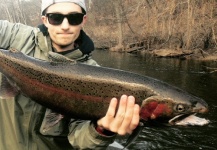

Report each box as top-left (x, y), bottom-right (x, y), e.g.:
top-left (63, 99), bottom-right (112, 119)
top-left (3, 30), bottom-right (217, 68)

top-left (67, 13), bottom-right (84, 25)
top-left (47, 14), bottom-right (64, 25)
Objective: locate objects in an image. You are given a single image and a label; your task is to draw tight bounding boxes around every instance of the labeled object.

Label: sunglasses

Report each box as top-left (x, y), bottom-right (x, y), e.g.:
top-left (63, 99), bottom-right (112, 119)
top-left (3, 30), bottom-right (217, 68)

top-left (46, 13), bottom-right (85, 26)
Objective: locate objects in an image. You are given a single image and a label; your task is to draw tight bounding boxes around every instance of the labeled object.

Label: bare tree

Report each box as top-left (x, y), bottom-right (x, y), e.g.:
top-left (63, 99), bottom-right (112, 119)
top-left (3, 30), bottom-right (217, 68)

top-left (110, 0), bottom-right (124, 51)
top-left (0, 0), bottom-right (216, 52)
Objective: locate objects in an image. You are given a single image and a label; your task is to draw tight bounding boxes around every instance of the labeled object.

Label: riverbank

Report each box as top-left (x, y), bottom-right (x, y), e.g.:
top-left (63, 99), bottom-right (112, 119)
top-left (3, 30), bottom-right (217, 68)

top-left (138, 48), bottom-right (217, 61)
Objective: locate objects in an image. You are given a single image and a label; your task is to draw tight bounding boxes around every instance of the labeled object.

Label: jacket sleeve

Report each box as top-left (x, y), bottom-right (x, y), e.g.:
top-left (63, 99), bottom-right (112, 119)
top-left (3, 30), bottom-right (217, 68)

top-left (68, 119), bottom-right (116, 149)
top-left (0, 20), bottom-right (36, 52)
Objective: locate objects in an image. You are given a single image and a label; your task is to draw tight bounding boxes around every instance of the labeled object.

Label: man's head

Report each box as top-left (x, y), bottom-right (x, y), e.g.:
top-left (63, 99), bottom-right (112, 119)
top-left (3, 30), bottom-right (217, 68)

top-left (41, 0), bottom-right (87, 52)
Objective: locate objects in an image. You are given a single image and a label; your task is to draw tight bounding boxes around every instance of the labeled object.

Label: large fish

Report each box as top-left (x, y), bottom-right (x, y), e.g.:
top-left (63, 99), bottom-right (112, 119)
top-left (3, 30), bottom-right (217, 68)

top-left (0, 48), bottom-right (209, 122)
top-left (0, 48), bottom-right (209, 147)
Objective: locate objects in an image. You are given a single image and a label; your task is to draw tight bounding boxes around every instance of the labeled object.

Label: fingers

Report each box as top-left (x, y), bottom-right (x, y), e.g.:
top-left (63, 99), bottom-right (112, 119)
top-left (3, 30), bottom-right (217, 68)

top-left (128, 104), bottom-right (140, 133)
top-left (106, 97), bottom-right (118, 119)
top-left (110, 95), bottom-right (140, 135)
top-left (116, 95), bottom-right (135, 135)
top-left (97, 95), bottom-right (140, 136)
top-left (97, 97), bottom-right (118, 128)
top-left (118, 96), bottom-right (140, 135)
top-left (109, 95), bottom-right (128, 133)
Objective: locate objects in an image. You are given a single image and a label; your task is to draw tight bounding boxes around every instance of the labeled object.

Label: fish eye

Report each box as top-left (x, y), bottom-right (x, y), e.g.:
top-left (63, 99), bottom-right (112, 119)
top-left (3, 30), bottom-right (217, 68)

top-left (176, 104), bottom-right (185, 112)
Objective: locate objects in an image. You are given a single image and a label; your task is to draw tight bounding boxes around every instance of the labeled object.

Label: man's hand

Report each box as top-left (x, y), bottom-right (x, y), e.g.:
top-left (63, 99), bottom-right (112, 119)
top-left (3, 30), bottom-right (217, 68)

top-left (97, 95), bottom-right (140, 135)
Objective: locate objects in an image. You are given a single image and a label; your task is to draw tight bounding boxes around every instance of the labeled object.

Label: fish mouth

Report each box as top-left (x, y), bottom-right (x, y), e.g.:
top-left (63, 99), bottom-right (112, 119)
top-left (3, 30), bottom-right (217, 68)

top-left (169, 113), bottom-right (210, 126)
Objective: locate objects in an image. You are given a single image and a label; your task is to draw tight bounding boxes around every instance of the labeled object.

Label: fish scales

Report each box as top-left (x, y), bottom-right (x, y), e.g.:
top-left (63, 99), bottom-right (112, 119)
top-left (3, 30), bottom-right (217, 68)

top-left (0, 49), bottom-right (208, 121)
top-left (0, 49), bottom-right (155, 119)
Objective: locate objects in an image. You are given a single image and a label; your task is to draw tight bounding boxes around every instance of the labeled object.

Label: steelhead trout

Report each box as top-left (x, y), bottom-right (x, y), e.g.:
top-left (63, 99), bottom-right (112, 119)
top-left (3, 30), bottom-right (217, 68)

top-left (0, 49), bottom-right (208, 125)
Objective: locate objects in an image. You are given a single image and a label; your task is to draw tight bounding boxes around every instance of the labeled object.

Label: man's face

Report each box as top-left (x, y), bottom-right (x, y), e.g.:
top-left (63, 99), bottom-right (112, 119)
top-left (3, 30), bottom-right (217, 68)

top-left (41, 3), bottom-right (86, 52)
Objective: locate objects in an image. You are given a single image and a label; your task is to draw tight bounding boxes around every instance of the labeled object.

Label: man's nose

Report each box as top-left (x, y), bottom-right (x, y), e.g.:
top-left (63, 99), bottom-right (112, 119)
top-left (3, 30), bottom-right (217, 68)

top-left (61, 18), bottom-right (70, 29)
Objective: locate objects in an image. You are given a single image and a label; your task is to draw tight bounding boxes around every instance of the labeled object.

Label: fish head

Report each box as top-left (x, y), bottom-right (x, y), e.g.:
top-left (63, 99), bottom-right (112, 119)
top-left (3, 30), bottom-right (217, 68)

top-left (139, 96), bottom-right (208, 125)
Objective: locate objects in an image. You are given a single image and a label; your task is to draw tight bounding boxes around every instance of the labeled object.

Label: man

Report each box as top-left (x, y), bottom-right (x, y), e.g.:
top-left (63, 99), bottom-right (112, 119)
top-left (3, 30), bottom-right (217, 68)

top-left (0, 0), bottom-right (140, 149)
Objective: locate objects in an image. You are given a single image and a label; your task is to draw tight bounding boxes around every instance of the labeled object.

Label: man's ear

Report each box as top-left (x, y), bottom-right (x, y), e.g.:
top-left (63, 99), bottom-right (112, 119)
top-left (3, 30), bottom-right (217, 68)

top-left (41, 16), bottom-right (48, 27)
top-left (82, 15), bottom-right (87, 26)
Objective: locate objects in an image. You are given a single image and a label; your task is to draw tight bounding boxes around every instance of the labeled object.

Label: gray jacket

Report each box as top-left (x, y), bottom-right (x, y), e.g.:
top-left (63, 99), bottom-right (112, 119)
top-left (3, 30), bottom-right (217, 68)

top-left (0, 20), bottom-right (115, 150)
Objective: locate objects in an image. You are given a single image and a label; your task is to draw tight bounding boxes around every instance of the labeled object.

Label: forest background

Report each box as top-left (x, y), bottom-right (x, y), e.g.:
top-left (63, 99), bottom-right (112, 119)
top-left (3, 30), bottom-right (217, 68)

top-left (0, 0), bottom-right (216, 59)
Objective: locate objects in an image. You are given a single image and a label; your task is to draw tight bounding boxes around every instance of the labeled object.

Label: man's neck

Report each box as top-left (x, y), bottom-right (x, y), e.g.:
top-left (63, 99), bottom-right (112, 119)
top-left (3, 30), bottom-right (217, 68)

top-left (52, 43), bottom-right (75, 52)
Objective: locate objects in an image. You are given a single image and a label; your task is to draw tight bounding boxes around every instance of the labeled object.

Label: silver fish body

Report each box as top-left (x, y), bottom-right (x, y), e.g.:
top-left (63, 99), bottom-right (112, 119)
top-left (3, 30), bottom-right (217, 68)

top-left (0, 49), bottom-right (208, 122)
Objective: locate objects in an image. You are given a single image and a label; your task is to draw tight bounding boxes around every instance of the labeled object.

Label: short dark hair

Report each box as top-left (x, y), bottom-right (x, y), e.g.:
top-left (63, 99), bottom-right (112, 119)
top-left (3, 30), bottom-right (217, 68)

top-left (42, 6), bottom-right (86, 16)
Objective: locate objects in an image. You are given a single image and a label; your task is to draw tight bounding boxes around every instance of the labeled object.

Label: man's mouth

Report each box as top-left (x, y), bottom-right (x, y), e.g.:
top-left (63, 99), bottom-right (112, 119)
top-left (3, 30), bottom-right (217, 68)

top-left (58, 32), bottom-right (73, 36)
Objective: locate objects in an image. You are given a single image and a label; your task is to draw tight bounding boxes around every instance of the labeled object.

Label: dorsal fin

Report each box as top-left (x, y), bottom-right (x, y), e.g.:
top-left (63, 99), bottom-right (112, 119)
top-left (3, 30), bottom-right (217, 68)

top-left (48, 51), bottom-right (77, 65)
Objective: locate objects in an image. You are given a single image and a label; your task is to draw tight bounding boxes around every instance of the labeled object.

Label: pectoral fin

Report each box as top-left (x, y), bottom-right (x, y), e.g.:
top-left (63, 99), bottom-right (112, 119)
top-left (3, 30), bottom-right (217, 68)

top-left (0, 75), bottom-right (19, 98)
top-left (41, 111), bottom-right (64, 132)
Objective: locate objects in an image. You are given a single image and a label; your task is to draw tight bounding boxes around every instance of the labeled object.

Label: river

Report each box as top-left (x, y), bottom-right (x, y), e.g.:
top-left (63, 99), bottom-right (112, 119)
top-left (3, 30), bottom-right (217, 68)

top-left (92, 50), bottom-right (217, 150)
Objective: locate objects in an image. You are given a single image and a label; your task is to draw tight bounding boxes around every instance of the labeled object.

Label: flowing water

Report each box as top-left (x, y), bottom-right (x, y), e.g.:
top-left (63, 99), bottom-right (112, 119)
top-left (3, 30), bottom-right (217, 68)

top-left (92, 50), bottom-right (217, 150)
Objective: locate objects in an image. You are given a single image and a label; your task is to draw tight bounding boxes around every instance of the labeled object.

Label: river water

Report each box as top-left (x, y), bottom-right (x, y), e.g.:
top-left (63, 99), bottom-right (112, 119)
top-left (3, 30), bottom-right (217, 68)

top-left (92, 50), bottom-right (217, 150)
